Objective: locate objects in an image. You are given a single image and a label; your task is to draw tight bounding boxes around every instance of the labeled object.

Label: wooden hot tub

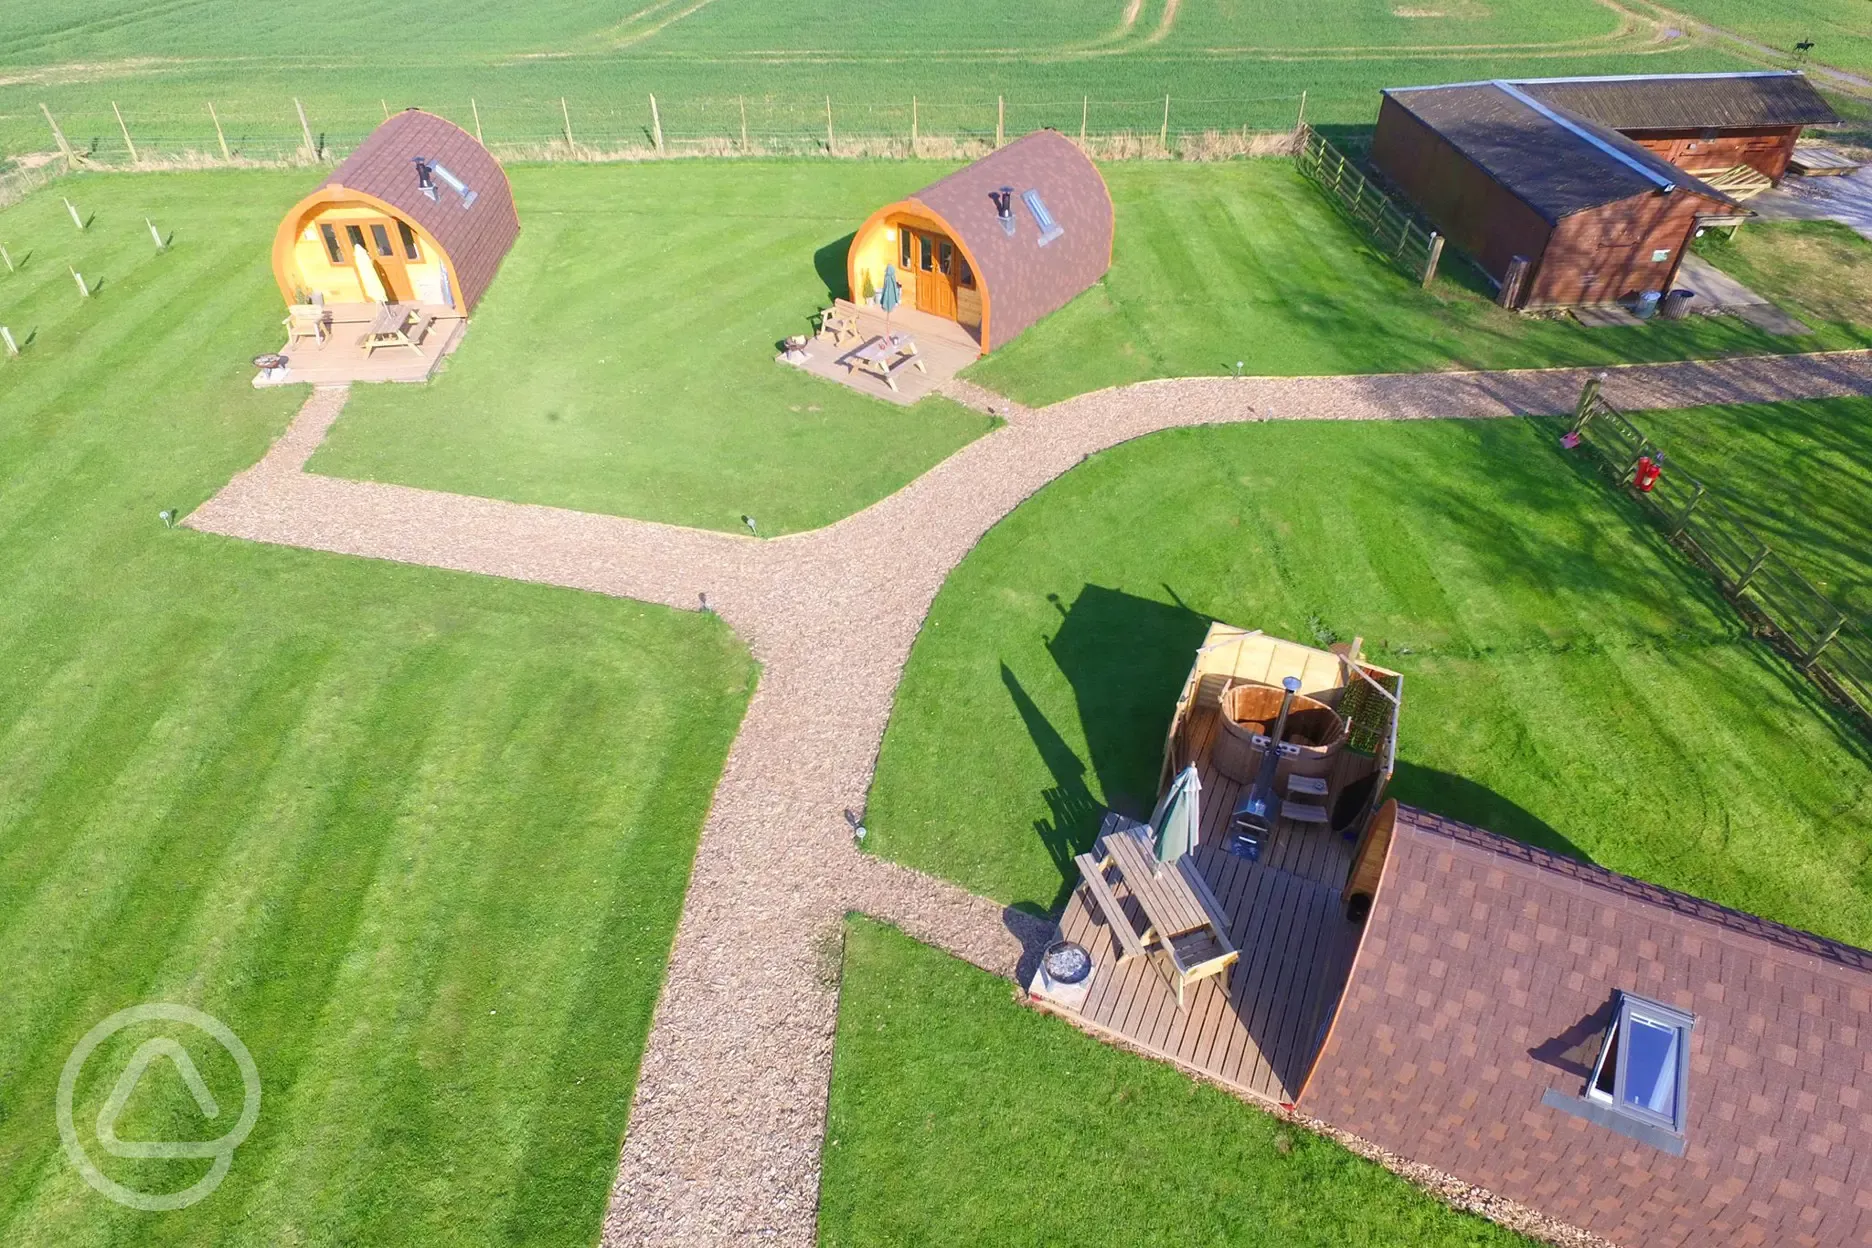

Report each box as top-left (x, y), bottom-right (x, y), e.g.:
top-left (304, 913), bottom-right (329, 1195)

top-left (1211, 681), bottom-right (1348, 783)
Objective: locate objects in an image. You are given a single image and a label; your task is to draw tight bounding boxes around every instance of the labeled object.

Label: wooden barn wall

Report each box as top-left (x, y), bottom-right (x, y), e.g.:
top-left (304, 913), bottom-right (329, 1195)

top-left (1369, 96), bottom-right (1554, 288)
top-left (1524, 191), bottom-right (1713, 308)
top-left (1621, 124), bottom-right (1802, 181)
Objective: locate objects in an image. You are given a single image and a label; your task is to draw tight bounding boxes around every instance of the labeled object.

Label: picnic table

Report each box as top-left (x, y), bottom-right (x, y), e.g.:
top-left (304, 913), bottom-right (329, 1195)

top-left (1074, 814), bottom-right (1238, 1009)
top-left (359, 303), bottom-right (434, 357)
top-left (844, 332), bottom-right (926, 392)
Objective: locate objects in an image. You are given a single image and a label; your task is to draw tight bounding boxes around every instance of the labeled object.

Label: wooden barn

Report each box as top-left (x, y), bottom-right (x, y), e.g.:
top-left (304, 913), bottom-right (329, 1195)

top-left (845, 129), bottom-right (1113, 350)
top-left (271, 109), bottom-right (519, 314)
top-left (1372, 79), bottom-right (1747, 309)
top-left (1518, 70), bottom-right (1839, 183)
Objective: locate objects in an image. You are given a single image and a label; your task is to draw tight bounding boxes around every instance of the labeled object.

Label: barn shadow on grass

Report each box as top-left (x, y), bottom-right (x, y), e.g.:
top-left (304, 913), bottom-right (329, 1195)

top-left (1002, 585), bottom-right (1213, 915)
top-left (815, 232), bottom-right (854, 302)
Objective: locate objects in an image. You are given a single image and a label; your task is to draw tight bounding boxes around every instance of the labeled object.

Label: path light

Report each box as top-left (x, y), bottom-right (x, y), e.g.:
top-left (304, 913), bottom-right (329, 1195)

top-left (0, 244), bottom-right (13, 272)
top-left (1234, 360), bottom-right (1245, 378)
top-left (159, 509), bottom-right (176, 528)
top-left (1, 327), bottom-right (17, 357)
top-left (69, 267), bottom-right (89, 298)
top-left (64, 198), bottom-right (85, 230)
top-left (845, 809), bottom-right (867, 844)
top-left (741, 515), bottom-right (757, 536)
top-left (698, 591), bottom-right (711, 613)
top-left (146, 218), bottom-right (165, 251)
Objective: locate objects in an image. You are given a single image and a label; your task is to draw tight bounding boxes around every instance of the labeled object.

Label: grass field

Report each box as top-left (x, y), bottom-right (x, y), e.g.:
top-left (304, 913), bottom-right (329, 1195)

top-left (820, 918), bottom-right (1533, 1248)
top-left (0, 170), bottom-right (753, 1244)
top-left (969, 164), bottom-right (1872, 406)
top-left (1637, 396), bottom-right (1872, 616)
top-left (1651, 0), bottom-right (1872, 75)
top-left (314, 160), bottom-right (1872, 528)
top-left (309, 161), bottom-right (996, 535)
top-left (863, 413), bottom-right (1872, 950)
top-left (0, 0), bottom-right (1757, 161)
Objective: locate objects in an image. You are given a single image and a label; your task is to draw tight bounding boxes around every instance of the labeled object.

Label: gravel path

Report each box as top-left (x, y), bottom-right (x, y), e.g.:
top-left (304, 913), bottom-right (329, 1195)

top-left (185, 349), bottom-right (1872, 1246)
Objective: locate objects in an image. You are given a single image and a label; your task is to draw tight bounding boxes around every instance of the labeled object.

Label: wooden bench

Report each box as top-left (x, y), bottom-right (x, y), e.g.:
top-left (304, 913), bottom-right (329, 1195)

top-left (1074, 813), bottom-right (1238, 1009)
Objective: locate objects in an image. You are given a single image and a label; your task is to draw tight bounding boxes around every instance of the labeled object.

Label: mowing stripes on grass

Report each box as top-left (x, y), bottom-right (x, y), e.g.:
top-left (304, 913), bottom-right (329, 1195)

top-left (0, 171), bottom-right (754, 1245)
top-left (865, 416), bottom-right (1872, 949)
top-left (820, 918), bottom-right (1535, 1248)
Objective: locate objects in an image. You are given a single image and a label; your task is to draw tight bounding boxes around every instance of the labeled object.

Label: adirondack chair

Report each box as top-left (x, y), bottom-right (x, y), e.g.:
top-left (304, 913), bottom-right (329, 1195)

top-left (283, 302), bottom-right (330, 346)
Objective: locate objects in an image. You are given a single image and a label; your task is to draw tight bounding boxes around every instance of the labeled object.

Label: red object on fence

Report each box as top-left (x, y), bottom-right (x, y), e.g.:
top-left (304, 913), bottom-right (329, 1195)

top-left (1633, 455), bottom-right (1662, 493)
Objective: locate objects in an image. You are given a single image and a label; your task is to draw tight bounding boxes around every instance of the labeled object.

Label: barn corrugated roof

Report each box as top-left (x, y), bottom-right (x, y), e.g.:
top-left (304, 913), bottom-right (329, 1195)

top-left (1521, 71), bottom-right (1841, 131)
top-left (1301, 804), bottom-right (1872, 1247)
top-left (320, 110), bottom-right (519, 312)
top-left (1383, 82), bottom-right (1739, 221)
top-left (907, 130), bottom-right (1112, 350)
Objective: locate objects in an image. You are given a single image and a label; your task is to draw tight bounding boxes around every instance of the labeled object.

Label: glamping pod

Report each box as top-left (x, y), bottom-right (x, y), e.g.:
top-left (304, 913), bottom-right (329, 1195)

top-left (1031, 616), bottom-right (1872, 1247)
top-left (270, 109), bottom-right (519, 313)
top-left (846, 129), bottom-right (1113, 351)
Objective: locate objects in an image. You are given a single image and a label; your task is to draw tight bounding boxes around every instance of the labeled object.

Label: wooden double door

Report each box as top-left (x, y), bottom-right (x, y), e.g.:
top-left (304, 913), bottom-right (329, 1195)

top-left (899, 226), bottom-right (969, 320)
top-left (319, 216), bottom-right (423, 302)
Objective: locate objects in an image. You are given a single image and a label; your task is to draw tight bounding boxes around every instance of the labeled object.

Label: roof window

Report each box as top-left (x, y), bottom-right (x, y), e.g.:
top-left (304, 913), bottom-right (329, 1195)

top-left (1023, 189), bottom-right (1064, 246)
top-left (1541, 992), bottom-right (1693, 1155)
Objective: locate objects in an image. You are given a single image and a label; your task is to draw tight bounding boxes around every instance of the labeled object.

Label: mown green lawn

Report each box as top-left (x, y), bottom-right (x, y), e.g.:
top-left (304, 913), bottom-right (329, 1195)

top-left (864, 412), bottom-right (1872, 947)
top-left (1634, 395), bottom-right (1872, 618)
top-left (0, 171), bottom-right (753, 1244)
top-left (820, 918), bottom-right (1534, 1248)
top-left (969, 163), bottom-right (1872, 406)
top-left (310, 160), bottom-right (997, 535)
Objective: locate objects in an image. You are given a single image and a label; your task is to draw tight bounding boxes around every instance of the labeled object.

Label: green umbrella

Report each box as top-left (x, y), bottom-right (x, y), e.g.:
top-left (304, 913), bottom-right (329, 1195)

top-left (1150, 763), bottom-right (1203, 866)
top-left (879, 263), bottom-right (901, 344)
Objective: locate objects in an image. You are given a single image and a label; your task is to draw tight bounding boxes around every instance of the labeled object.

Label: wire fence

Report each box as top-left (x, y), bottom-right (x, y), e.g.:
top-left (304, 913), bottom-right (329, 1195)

top-left (1569, 378), bottom-right (1872, 729)
top-left (15, 91), bottom-right (1314, 171)
top-left (1293, 124), bottom-right (1442, 286)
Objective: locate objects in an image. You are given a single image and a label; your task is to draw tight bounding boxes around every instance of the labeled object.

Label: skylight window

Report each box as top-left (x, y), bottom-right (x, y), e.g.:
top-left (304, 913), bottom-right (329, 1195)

top-left (1022, 189), bottom-right (1064, 246)
top-left (1542, 992), bottom-right (1693, 1155)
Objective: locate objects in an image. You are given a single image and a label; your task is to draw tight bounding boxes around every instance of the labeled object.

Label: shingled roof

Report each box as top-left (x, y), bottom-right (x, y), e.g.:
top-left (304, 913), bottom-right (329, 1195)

top-left (1520, 70), bottom-right (1841, 131)
top-left (1383, 82), bottom-right (1740, 222)
top-left (905, 130), bottom-right (1113, 349)
top-left (1300, 805), bottom-right (1872, 1248)
top-left (320, 110), bottom-right (519, 313)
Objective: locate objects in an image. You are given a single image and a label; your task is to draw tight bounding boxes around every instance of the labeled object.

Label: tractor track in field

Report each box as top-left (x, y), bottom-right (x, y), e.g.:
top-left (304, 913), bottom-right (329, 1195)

top-left (184, 345), bottom-right (1872, 1246)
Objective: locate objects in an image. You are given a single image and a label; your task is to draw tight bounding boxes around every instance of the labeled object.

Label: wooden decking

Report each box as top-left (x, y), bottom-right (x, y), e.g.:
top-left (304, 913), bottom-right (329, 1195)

top-left (780, 300), bottom-right (981, 406)
top-left (254, 303), bottom-right (466, 388)
top-left (1032, 703), bottom-right (1369, 1104)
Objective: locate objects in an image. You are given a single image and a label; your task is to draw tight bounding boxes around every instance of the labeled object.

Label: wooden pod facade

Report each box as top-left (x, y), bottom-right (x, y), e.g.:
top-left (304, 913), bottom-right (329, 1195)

top-left (271, 110), bottom-right (519, 313)
top-left (846, 130), bottom-right (1113, 351)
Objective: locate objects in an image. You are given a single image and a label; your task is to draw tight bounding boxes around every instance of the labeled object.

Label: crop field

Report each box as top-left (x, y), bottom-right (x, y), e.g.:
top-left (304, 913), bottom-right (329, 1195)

top-left (0, 0), bottom-right (1758, 162)
top-left (0, 170), bottom-right (754, 1245)
top-left (1652, 0), bottom-right (1872, 75)
top-left (864, 413), bottom-right (1872, 948)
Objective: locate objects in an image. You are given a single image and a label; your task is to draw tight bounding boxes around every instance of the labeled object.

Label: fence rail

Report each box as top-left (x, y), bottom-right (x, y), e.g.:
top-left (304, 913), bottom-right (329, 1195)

top-left (1569, 378), bottom-right (1870, 729)
top-left (1293, 124), bottom-right (1442, 287)
top-left (9, 92), bottom-right (1310, 171)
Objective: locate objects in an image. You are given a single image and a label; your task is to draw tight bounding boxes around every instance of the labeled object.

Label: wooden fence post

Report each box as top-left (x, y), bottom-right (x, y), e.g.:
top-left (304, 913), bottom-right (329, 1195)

top-left (112, 102), bottom-right (139, 165)
top-left (1803, 614), bottom-right (1847, 666)
top-left (562, 97), bottom-right (575, 153)
top-left (911, 95), bottom-right (918, 154)
top-left (1422, 232), bottom-right (1444, 286)
top-left (1296, 89), bottom-right (1307, 132)
top-left (1081, 96), bottom-right (1088, 149)
top-left (649, 94), bottom-right (664, 155)
top-left (208, 101), bottom-right (230, 162)
top-left (294, 97), bottom-right (317, 162)
top-left (825, 96), bottom-right (835, 155)
top-left (738, 96), bottom-right (749, 153)
top-left (1571, 373), bottom-right (1605, 431)
top-left (1670, 481), bottom-right (1705, 538)
top-left (41, 104), bottom-right (76, 170)
top-left (996, 96), bottom-right (1004, 147)
top-left (1160, 93), bottom-right (1170, 153)
top-left (1735, 542), bottom-right (1771, 593)
top-left (472, 98), bottom-right (484, 145)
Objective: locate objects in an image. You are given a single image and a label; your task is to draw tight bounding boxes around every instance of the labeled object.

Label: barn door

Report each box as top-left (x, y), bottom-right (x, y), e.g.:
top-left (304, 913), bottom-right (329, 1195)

top-left (1497, 255), bottom-right (1531, 309)
top-left (912, 230), bottom-right (959, 320)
